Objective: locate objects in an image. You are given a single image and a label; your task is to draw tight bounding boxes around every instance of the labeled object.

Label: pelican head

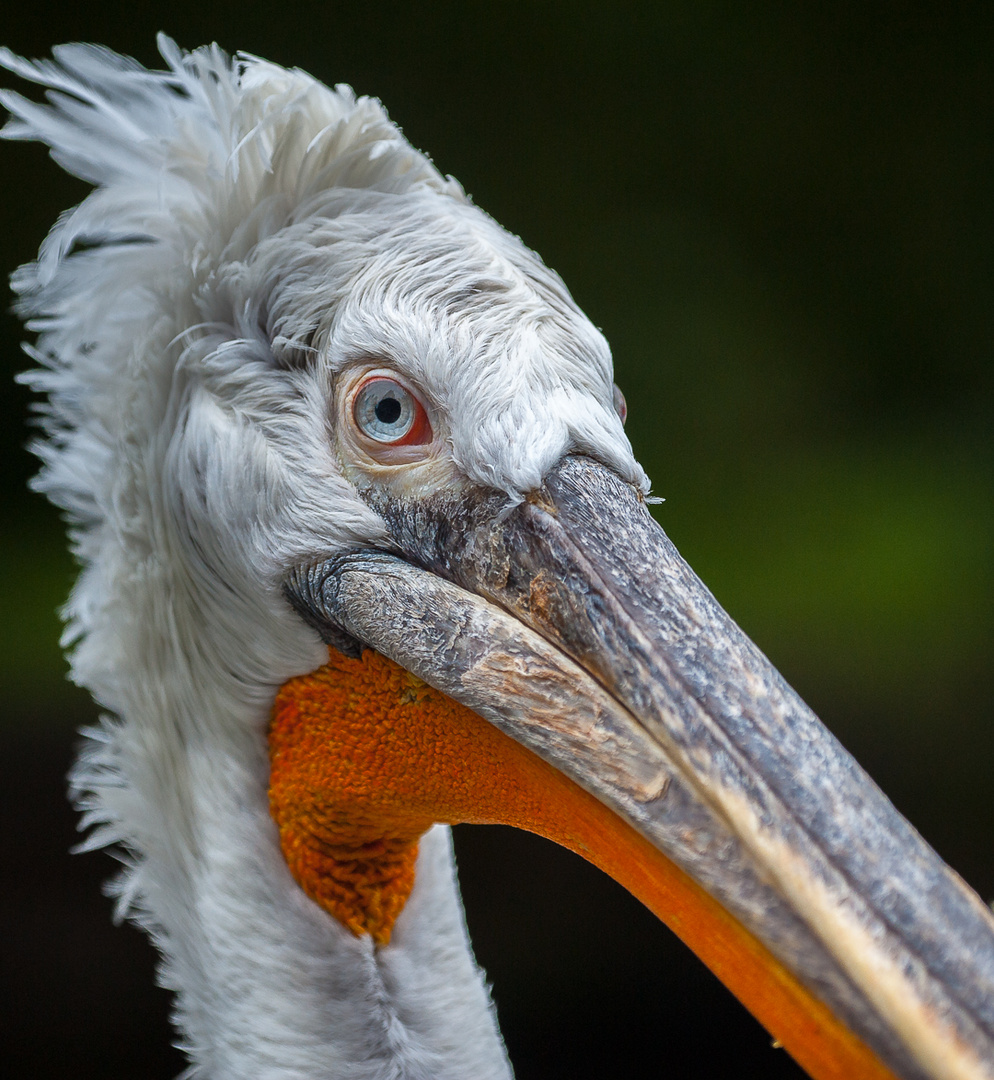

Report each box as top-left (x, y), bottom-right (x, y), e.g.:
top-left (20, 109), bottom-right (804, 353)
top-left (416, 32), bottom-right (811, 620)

top-left (3, 39), bottom-right (993, 1080)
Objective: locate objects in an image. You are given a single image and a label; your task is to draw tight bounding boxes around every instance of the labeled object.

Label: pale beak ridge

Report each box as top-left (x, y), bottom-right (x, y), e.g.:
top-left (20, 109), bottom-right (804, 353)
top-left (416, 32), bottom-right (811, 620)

top-left (286, 455), bottom-right (994, 1080)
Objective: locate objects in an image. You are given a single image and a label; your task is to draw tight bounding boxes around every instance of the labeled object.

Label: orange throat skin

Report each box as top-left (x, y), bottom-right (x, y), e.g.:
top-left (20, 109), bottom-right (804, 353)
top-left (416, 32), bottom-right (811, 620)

top-left (269, 647), bottom-right (896, 1080)
top-left (268, 646), bottom-right (593, 945)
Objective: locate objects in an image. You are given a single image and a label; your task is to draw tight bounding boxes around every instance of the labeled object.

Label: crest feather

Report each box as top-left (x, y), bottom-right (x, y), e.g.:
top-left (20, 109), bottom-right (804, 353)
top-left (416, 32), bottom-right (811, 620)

top-left (1, 35), bottom-right (461, 555)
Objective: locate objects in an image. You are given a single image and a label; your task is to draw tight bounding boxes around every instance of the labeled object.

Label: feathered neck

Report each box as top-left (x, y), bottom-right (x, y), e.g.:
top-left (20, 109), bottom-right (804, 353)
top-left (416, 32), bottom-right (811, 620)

top-left (2, 39), bottom-right (510, 1077)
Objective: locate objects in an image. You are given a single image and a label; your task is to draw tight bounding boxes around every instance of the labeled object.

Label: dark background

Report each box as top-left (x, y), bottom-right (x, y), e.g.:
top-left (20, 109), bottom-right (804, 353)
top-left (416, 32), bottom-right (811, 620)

top-left (2, 3), bottom-right (992, 1078)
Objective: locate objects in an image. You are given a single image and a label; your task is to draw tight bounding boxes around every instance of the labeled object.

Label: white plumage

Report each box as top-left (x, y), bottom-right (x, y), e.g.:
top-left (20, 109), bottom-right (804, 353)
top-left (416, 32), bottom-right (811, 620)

top-left (11, 37), bottom-right (994, 1080)
top-left (1, 38), bottom-right (641, 1078)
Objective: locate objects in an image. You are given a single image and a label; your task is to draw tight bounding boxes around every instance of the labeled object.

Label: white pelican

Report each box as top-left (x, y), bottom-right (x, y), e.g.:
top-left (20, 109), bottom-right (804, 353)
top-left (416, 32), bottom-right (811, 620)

top-left (2, 38), bottom-right (993, 1080)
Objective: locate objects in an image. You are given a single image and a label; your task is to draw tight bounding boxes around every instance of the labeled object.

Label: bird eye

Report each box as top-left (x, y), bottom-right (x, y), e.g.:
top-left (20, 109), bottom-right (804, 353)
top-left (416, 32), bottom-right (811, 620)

top-left (613, 383), bottom-right (628, 426)
top-left (352, 376), bottom-right (432, 446)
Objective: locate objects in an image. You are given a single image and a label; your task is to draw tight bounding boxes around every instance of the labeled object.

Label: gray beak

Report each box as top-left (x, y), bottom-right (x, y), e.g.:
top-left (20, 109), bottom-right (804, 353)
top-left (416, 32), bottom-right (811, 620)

top-left (286, 454), bottom-right (994, 1080)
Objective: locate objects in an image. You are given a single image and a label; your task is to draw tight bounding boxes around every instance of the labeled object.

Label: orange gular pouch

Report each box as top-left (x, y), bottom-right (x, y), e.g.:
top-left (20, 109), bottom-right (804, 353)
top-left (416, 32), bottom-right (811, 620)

top-left (269, 647), bottom-right (896, 1080)
top-left (268, 646), bottom-right (603, 945)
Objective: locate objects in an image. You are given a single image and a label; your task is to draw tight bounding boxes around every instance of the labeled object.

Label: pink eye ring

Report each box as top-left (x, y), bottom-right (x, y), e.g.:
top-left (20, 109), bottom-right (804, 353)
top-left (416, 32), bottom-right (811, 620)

top-left (352, 376), bottom-right (432, 446)
top-left (613, 383), bottom-right (628, 425)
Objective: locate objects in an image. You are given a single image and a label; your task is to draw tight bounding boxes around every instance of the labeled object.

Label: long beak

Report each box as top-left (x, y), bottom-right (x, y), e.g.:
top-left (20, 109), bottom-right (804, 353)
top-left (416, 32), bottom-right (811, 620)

top-left (285, 455), bottom-right (994, 1080)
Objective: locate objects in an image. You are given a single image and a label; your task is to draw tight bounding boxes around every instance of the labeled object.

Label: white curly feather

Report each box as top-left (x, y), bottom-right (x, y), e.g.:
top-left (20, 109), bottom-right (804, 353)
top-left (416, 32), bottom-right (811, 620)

top-left (2, 36), bottom-right (641, 1078)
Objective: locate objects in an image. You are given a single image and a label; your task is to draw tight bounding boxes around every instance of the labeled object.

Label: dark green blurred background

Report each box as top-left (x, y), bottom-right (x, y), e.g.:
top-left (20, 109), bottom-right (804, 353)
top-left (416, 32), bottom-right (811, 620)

top-left (2, 3), bottom-right (991, 1078)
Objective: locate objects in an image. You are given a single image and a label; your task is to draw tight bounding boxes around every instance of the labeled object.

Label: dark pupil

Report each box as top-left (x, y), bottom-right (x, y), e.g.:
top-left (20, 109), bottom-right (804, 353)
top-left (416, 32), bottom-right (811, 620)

top-left (375, 395), bottom-right (402, 425)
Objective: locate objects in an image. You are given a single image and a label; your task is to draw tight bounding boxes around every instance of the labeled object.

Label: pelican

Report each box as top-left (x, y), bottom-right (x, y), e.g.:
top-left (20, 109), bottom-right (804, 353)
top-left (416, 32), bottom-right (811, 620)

top-left (2, 39), bottom-right (993, 1080)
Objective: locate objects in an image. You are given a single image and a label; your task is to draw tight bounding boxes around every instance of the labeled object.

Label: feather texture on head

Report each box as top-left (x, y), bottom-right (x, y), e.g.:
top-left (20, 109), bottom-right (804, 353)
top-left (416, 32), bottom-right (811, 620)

top-left (1, 37), bottom-right (642, 1077)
